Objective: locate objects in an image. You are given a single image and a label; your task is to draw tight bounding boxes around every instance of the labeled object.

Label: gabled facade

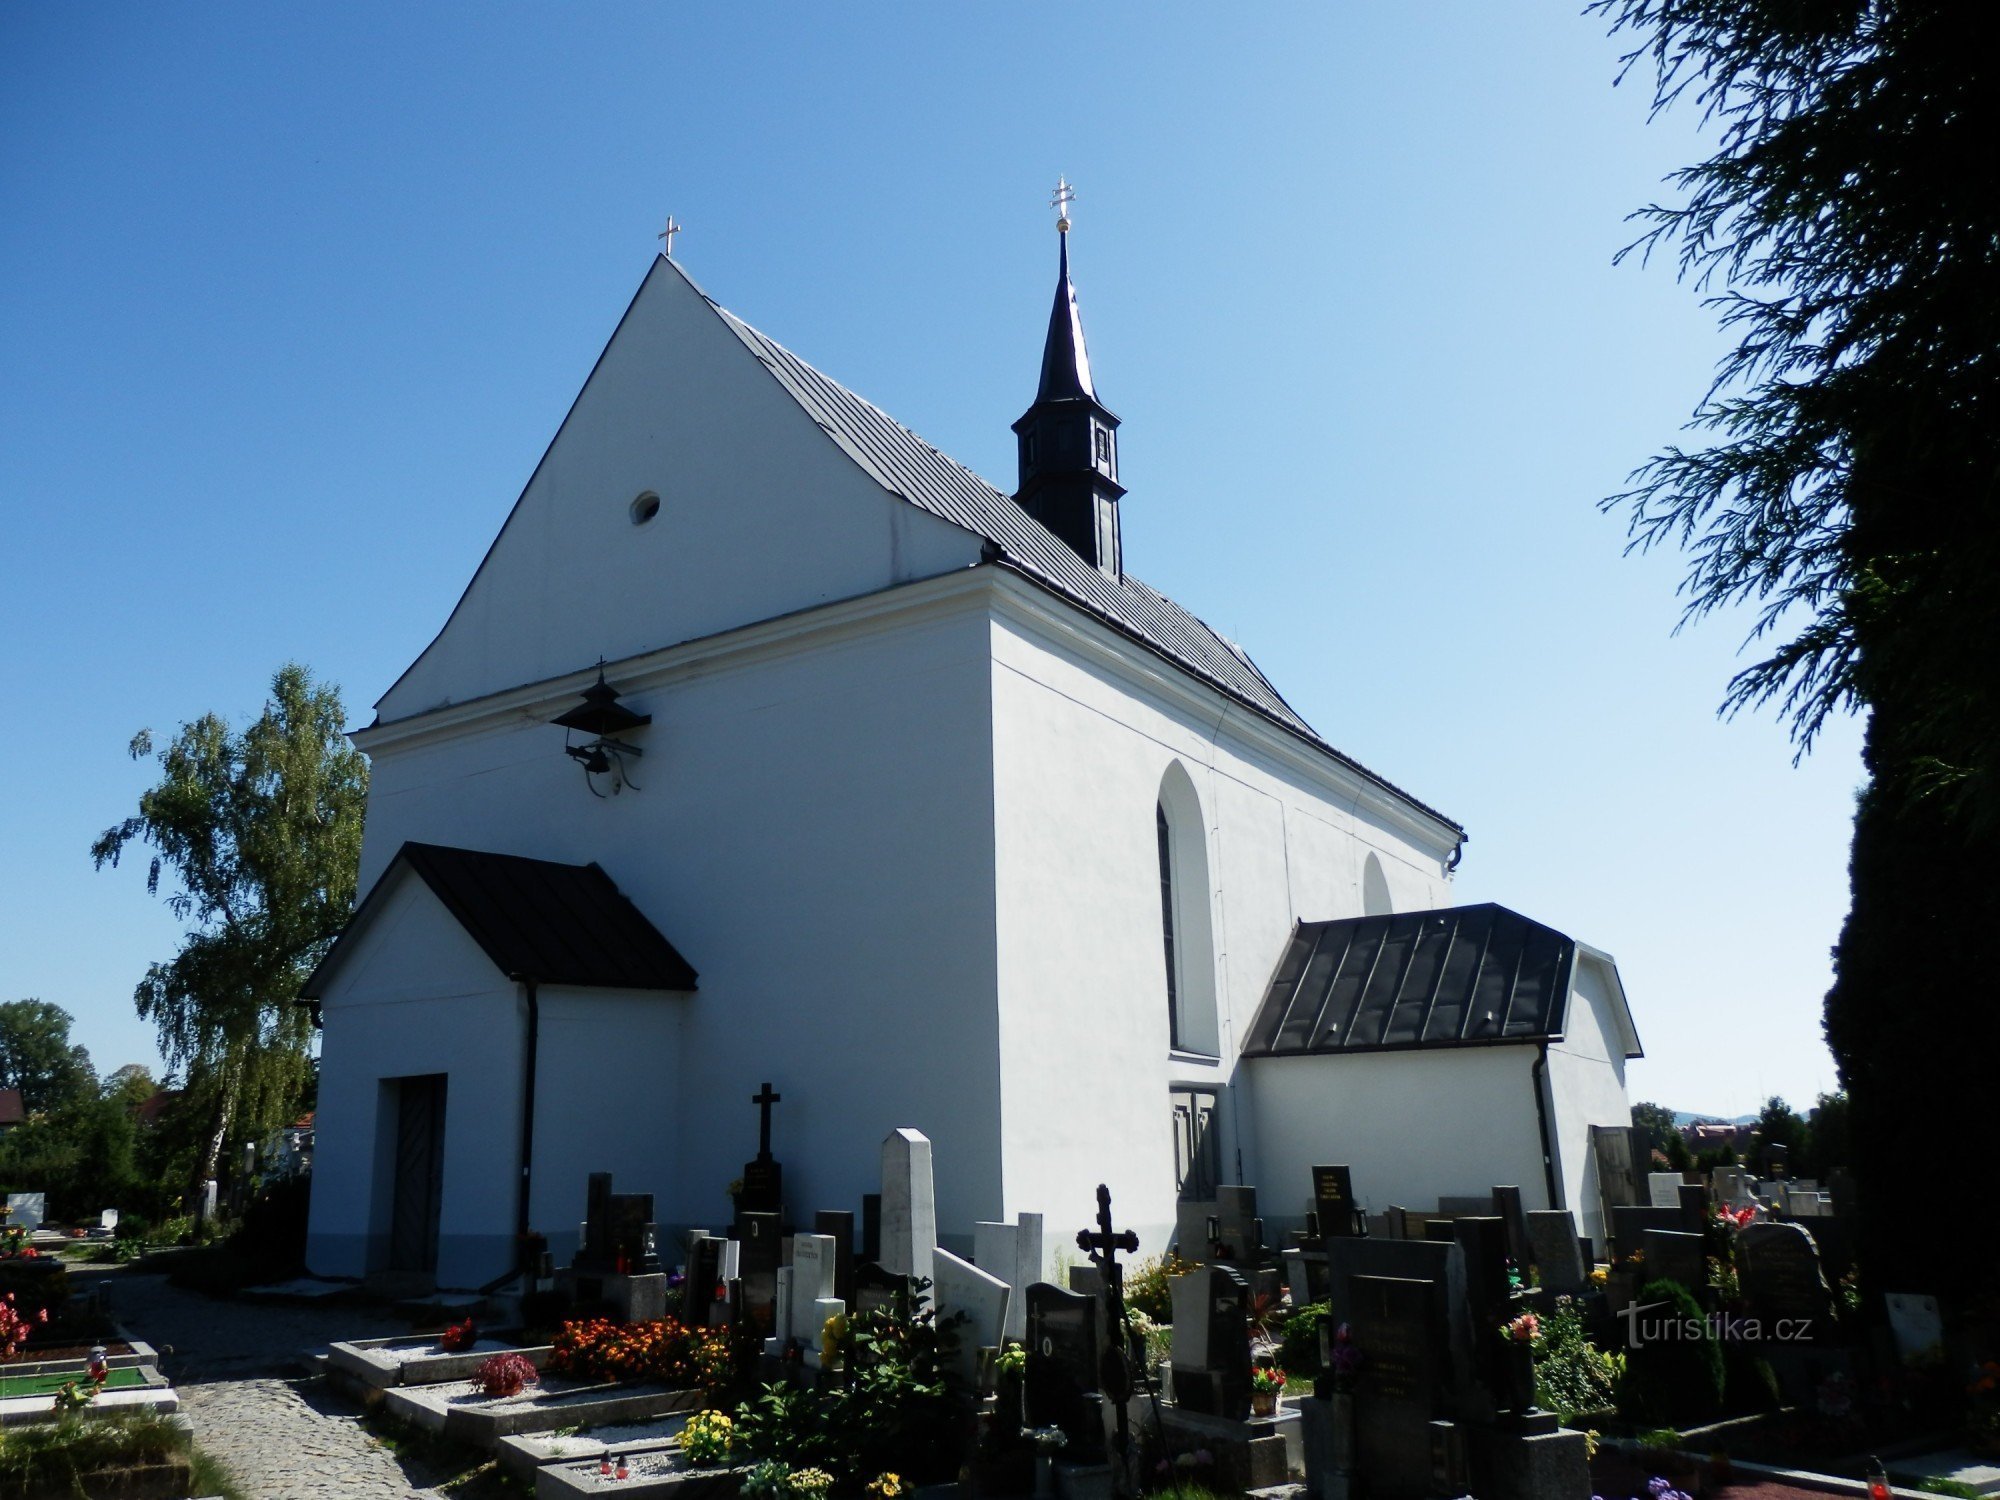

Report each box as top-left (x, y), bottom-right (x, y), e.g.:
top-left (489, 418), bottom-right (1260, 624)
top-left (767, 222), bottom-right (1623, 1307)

top-left (304, 236), bottom-right (1633, 1290)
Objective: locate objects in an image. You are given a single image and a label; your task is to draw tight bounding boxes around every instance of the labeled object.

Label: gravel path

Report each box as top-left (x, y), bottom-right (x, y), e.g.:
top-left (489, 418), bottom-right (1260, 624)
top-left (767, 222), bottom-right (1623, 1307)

top-left (80, 1265), bottom-right (501, 1499)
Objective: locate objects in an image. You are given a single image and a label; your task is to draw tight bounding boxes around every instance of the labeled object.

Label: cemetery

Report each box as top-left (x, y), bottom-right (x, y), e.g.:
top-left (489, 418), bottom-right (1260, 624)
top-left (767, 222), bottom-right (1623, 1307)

top-left (284, 1102), bottom-right (1998, 1500)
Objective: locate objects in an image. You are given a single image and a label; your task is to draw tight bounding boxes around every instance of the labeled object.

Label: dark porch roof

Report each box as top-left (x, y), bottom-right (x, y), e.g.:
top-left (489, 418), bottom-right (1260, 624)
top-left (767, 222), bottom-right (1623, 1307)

top-left (1241, 904), bottom-right (1577, 1057)
top-left (301, 842), bottom-right (697, 998)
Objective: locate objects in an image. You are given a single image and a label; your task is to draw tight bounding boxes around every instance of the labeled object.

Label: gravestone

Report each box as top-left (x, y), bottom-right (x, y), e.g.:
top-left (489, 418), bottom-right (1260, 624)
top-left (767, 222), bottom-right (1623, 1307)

top-left (973, 1213), bottom-right (1045, 1344)
top-left (771, 1266), bottom-right (796, 1353)
top-left (4, 1194), bottom-right (43, 1234)
top-left (1525, 1210), bottom-right (1588, 1295)
top-left (1213, 1185), bottom-right (1266, 1265)
top-left (575, 1172), bottom-right (615, 1271)
top-left (1885, 1293), bottom-right (1944, 1363)
top-left (1174, 1199), bottom-right (1218, 1263)
top-left (861, 1194), bottom-right (881, 1263)
top-left (1737, 1221), bottom-right (1833, 1338)
top-left (683, 1231), bottom-right (724, 1327)
top-left (1438, 1195), bottom-right (1496, 1218)
top-left (790, 1234), bottom-right (838, 1343)
top-left (1611, 1205), bottom-right (1684, 1261)
top-left (1765, 1143), bottom-right (1790, 1179)
top-left (1646, 1172), bottom-right (1684, 1209)
top-left (1312, 1164), bottom-right (1359, 1240)
top-left (1676, 1181), bottom-right (1709, 1236)
top-left (1349, 1274), bottom-right (1446, 1499)
top-left (1491, 1186), bottom-right (1531, 1275)
top-left (736, 1211), bottom-right (782, 1335)
top-left (813, 1210), bottom-right (856, 1306)
top-left (1024, 1282), bottom-right (1101, 1451)
top-left (853, 1260), bottom-right (906, 1319)
top-left (1642, 1229), bottom-right (1707, 1294)
top-left (1712, 1165), bottom-right (1752, 1207)
top-left (880, 1129), bottom-right (936, 1286)
top-left (739, 1082), bottom-right (784, 1220)
top-left (1283, 1247), bottom-right (1331, 1308)
top-left (609, 1194), bottom-right (662, 1274)
top-left (1168, 1264), bottom-right (1253, 1420)
top-left (933, 1247), bottom-right (1011, 1383)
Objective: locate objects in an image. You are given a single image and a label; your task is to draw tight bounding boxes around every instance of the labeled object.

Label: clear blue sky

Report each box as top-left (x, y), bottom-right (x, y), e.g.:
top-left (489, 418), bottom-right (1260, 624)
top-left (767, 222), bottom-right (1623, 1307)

top-left (0, 4), bottom-right (1858, 1117)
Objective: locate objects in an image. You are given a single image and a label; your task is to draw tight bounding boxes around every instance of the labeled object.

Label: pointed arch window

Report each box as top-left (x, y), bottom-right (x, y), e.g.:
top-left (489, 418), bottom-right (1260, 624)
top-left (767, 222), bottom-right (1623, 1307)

top-left (1156, 764), bottom-right (1220, 1056)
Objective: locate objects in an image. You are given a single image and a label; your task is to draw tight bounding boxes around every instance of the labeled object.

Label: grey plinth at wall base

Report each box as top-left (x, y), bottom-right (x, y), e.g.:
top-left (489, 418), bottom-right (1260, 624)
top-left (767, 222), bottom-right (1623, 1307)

top-left (1468, 1423), bottom-right (1592, 1500)
top-left (536, 1456), bottom-right (749, 1499)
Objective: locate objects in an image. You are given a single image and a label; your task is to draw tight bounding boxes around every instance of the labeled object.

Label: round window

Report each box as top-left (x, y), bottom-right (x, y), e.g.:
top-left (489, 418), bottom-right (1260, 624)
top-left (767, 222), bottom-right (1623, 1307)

top-left (630, 492), bottom-right (661, 526)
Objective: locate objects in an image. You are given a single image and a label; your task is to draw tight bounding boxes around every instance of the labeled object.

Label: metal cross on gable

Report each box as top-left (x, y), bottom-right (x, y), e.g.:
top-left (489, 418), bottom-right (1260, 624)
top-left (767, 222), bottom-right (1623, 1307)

top-left (1077, 1183), bottom-right (1142, 1496)
top-left (751, 1082), bottom-right (780, 1159)
top-left (658, 215), bottom-right (682, 256)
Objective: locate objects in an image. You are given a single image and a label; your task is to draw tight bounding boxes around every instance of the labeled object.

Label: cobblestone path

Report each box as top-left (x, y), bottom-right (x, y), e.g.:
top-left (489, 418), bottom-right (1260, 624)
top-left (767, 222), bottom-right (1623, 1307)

top-left (87, 1266), bottom-right (499, 1499)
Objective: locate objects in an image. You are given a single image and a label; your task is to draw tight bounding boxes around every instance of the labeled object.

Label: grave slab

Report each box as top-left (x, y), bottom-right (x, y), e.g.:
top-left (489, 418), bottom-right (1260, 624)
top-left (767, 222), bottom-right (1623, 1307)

top-left (328, 1334), bottom-right (548, 1390)
top-left (495, 1415), bottom-right (693, 1479)
top-left (536, 1451), bottom-right (749, 1499)
top-left (382, 1377), bottom-right (701, 1448)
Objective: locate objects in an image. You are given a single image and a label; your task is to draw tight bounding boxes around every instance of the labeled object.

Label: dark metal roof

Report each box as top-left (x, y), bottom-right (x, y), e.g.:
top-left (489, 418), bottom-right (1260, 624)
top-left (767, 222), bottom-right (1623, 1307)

top-left (703, 278), bottom-right (1463, 837)
top-left (1035, 230), bottom-right (1098, 404)
top-left (301, 842), bottom-right (697, 998)
top-left (1240, 904), bottom-right (1576, 1057)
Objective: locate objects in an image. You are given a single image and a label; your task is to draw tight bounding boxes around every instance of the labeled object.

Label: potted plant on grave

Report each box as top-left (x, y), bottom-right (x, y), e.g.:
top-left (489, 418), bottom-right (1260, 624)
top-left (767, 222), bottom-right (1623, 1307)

top-left (1249, 1364), bottom-right (1286, 1418)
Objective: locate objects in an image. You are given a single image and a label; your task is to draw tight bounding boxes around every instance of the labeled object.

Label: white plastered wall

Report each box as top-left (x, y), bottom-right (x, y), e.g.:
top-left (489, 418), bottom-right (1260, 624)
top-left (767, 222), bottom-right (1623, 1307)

top-left (1545, 950), bottom-right (1637, 1251)
top-left (378, 257), bottom-right (984, 722)
top-left (1245, 1046), bottom-right (1552, 1232)
top-left (305, 873), bottom-right (527, 1287)
top-left (985, 580), bottom-right (1459, 1254)
top-left (335, 589), bottom-right (1005, 1260)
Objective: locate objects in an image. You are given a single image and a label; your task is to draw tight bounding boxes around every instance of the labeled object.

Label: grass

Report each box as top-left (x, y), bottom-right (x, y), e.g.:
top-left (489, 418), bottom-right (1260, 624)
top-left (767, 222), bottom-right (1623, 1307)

top-left (1901, 1480), bottom-right (1983, 1498)
top-left (190, 1445), bottom-right (252, 1500)
top-left (0, 1367), bottom-right (151, 1398)
top-left (0, 1409), bottom-right (189, 1497)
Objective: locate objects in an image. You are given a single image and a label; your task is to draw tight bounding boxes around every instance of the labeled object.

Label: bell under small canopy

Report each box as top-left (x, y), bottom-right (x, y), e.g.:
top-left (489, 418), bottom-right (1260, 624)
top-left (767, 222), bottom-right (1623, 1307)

top-left (552, 667), bottom-right (651, 737)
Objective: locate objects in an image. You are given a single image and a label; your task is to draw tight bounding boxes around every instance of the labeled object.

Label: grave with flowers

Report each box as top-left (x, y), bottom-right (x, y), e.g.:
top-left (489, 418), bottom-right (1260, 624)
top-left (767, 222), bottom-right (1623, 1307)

top-left (326, 1313), bottom-right (555, 1403)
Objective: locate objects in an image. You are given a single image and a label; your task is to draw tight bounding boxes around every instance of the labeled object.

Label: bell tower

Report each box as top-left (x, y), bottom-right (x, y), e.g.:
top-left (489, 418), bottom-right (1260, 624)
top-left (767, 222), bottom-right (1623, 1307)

top-left (1011, 179), bottom-right (1125, 577)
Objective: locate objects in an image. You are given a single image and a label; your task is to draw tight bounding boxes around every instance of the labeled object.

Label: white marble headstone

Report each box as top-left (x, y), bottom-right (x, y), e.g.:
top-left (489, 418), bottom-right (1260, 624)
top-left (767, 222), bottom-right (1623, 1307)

top-left (931, 1247), bottom-right (1010, 1383)
top-left (1647, 1172), bottom-right (1685, 1208)
top-left (973, 1212), bottom-right (1044, 1344)
top-left (101, 1208), bottom-right (119, 1232)
top-left (881, 1128), bottom-right (937, 1286)
top-left (5, 1194), bottom-right (44, 1234)
top-left (769, 1266), bottom-right (795, 1355)
top-left (804, 1296), bottom-right (846, 1369)
top-left (790, 1235), bottom-right (837, 1342)
top-left (720, 1239), bottom-right (741, 1282)
top-left (1168, 1271), bottom-right (1210, 1371)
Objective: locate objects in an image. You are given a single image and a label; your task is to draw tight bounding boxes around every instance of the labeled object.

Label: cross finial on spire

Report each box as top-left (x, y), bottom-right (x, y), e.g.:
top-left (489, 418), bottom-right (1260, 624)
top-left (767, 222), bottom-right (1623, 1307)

top-left (1050, 176), bottom-right (1075, 234)
top-left (658, 215), bottom-right (681, 257)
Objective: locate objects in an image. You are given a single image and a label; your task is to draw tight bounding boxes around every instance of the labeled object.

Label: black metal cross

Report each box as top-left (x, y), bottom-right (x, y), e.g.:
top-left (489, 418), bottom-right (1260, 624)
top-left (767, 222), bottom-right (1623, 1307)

top-left (1076, 1184), bottom-right (1141, 1497)
top-left (752, 1082), bottom-right (781, 1159)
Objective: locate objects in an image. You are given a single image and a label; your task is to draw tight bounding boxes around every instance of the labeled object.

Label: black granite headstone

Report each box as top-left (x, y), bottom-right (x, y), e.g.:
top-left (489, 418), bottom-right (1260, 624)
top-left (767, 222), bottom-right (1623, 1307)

top-left (684, 1232), bottom-right (723, 1327)
top-left (1171, 1263), bottom-right (1253, 1421)
top-left (736, 1211), bottom-right (782, 1335)
top-left (1313, 1165), bottom-right (1359, 1240)
top-left (813, 1210), bottom-right (856, 1306)
top-left (1491, 1186), bottom-right (1531, 1275)
top-left (608, 1193), bottom-right (661, 1274)
top-left (1676, 1181), bottom-right (1710, 1236)
top-left (861, 1194), bottom-right (882, 1263)
top-left (1737, 1222), bottom-right (1834, 1340)
top-left (1025, 1282), bottom-right (1102, 1452)
top-left (853, 1260), bottom-right (905, 1318)
top-left (1349, 1274), bottom-right (1445, 1499)
top-left (576, 1171), bottom-right (615, 1271)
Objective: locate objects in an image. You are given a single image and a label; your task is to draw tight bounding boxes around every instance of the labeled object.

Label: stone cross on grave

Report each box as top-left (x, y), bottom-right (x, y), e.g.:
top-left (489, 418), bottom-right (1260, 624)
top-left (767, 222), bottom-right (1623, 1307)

top-left (753, 1083), bottom-right (780, 1158)
top-left (737, 1083), bottom-right (785, 1222)
top-left (1076, 1184), bottom-right (1142, 1498)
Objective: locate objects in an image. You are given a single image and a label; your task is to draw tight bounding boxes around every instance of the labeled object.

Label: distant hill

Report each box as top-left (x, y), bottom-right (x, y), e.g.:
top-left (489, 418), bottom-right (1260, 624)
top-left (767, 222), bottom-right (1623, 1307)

top-left (1672, 1110), bottom-right (1758, 1127)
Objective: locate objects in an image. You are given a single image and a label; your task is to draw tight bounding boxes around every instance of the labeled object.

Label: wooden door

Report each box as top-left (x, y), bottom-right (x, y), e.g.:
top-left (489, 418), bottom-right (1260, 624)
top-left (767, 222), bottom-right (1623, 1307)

top-left (389, 1075), bottom-right (447, 1275)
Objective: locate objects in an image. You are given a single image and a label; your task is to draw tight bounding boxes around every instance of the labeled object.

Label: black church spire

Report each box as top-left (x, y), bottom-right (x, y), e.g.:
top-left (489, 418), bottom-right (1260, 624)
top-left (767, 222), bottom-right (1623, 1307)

top-left (1012, 180), bottom-right (1124, 577)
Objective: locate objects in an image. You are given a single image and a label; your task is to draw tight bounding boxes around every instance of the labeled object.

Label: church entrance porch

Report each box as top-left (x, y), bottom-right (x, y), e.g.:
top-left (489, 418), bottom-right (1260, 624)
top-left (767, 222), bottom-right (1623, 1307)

top-left (386, 1074), bottom-right (447, 1278)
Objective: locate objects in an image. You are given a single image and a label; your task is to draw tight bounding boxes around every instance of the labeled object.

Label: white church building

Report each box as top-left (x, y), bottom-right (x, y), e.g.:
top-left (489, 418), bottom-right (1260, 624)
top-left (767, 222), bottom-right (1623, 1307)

top-left (302, 218), bottom-right (1641, 1291)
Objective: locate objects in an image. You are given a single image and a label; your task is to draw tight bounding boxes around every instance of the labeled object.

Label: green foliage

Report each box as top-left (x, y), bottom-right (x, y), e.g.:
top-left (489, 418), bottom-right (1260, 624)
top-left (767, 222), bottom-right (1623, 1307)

top-left (1596, 0), bottom-right (2000, 1308)
top-left (1751, 1096), bottom-right (1808, 1174)
top-left (1808, 1091), bottom-right (1849, 1179)
top-left (1630, 1102), bottom-right (1677, 1152)
top-left (1617, 1279), bottom-right (1724, 1426)
top-left (732, 1279), bottom-right (967, 1487)
top-left (0, 1000), bottom-right (95, 1116)
top-left (1277, 1301), bottom-right (1328, 1381)
top-left (0, 1409), bottom-right (190, 1497)
top-left (1123, 1252), bottom-right (1191, 1324)
top-left (1529, 1297), bottom-right (1620, 1422)
top-left (91, 664), bottom-right (365, 1199)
